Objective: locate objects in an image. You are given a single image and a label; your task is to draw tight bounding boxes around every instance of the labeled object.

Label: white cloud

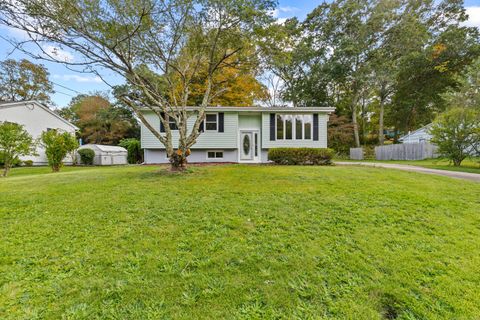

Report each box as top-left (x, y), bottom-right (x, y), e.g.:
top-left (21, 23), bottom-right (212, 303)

top-left (278, 6), bottom-right (299, 14)
top-left (269, 6), bottom-right (299, 24)
top-left (53, 74), bottom-right (102, 83)
top-left (464, 6), bottom-right (480, 28)
top-left (43, 45), bottom-right (75, 63)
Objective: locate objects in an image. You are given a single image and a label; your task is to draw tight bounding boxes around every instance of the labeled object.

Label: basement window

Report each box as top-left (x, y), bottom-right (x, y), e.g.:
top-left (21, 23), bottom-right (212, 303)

top-left (207, 151), bottom-right (223, 159)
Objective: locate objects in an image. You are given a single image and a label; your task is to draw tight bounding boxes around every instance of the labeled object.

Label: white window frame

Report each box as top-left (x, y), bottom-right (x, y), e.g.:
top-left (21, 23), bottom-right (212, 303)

top-left (206, 150), bottom-right (224, 159)
top-left (205, 113), bottom-right (218, 132)
top-left (276, 114), bottom-right (313, 141)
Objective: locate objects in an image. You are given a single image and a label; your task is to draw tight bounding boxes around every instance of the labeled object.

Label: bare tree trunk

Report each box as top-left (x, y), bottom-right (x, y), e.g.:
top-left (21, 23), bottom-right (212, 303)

top-left (2, 166), bottom-right (8, 177)
top-left (378, 97), bottom-right (385, 145)
top-left (351, 93), bottom-right (360, 148)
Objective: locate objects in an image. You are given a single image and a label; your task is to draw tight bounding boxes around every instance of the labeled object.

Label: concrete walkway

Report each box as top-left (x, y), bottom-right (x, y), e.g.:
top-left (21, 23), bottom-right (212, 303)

top-left (335, 161), bottom-right (480, 182)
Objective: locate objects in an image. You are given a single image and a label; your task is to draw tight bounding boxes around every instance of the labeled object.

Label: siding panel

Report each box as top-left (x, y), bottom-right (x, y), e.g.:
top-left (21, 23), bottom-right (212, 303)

top-left (141, 111), bottom-right (238, 149)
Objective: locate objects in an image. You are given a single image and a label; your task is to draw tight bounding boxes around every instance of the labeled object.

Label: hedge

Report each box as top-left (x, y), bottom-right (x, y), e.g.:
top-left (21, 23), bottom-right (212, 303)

top-left (268, 148), bottom-right (334, 165)
top-left (78, 149), bottom-right (95, 165)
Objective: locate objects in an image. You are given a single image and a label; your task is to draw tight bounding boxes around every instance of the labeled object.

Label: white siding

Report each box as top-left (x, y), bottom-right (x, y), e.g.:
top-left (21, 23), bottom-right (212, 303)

top-left (0, 102), bottom-right (77, 165)
top-left (141, 111), bottom-right (239, 149)
top-left (261, 113), bottom-right (328, 148)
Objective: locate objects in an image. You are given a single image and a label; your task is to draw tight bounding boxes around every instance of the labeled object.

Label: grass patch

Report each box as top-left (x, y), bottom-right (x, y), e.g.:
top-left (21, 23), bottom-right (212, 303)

top-left (1, 165), bottom-right (480, 319)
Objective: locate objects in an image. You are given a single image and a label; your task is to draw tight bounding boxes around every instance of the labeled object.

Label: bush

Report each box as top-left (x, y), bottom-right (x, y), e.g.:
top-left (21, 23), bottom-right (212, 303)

top-left (118, 138), bottom-right (143, 164)
top-left (78, 149), bottom-right (95, 165)
top-left (23, 160), bottom-right (34, 167)
top-left (268, 148), bottom-right (334, 165)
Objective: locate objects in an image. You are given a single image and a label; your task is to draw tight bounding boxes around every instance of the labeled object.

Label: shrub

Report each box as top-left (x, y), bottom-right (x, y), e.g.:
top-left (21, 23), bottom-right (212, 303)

top-left (430, 107), bottom-right (480, 166)
top-left (23, 160), bottom-right (34, 167)
top-left (268, 148), bottom-right (334, 165)
top-left (41, 129), bottom-right (78, 172)
top-left (0, 121), bottom-right (36, 176)
top-left (118, 138), bottom-right (142, 164)
top-left (78, 149), bottom-right (95, 165)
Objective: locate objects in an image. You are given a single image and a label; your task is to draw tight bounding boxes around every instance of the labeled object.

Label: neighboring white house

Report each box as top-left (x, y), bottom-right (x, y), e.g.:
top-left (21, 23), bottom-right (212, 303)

top-left (398, 124), bottom-right (433, 144)
top-left (0, 100), bottom-right (78, 165)
top-left (140, 106), bottom-right (335, 164)
top-left (78, 144), bottom-right (128, 165)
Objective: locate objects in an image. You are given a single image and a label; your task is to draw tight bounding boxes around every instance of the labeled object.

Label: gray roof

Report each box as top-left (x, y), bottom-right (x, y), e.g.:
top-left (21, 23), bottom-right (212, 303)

top-left (79, 144), bottom-right (127, 153)
top-left (141, 106), bottom-right (336, 113)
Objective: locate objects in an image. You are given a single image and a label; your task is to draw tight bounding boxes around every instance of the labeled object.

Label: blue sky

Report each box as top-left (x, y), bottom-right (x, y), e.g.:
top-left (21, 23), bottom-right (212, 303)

top-left (1, 0), bottom-right (479, 108)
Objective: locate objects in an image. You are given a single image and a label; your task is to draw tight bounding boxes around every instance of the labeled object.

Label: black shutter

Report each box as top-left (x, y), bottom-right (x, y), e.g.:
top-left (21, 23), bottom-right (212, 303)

top-left (160, 112), bottom-right (165, 132)
top-left (313, 114), bottom-right (319, 141)
top-left (218, 113), bottom-right (224, 132)
top-left (199, 120), bottom-right (204, 132)
top-left (269, 113), bottom-right (275, 141)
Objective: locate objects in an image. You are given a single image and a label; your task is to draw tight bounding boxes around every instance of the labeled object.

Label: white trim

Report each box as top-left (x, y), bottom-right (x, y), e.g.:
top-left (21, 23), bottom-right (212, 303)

top-left (206, 150), bottom-right (224, 160)
top-left (276, 113), bottom-right (313, 141)
top-left (141, 106), bottom-right (335, 113)
top-left (205, 113), bottom-right (218, 132)
top-left (238, 129), bottom-right (261, 163)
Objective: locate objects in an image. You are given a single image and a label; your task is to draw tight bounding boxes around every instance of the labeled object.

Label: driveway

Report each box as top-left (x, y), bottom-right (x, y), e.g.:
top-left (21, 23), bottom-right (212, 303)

top-left (335, 161), bottom-right (480, 182)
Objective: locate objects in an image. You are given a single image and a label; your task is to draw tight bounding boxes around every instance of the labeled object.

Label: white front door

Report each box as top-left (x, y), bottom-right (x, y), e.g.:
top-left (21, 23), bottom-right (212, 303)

top-left (240, 130), bottom-right (260, 162)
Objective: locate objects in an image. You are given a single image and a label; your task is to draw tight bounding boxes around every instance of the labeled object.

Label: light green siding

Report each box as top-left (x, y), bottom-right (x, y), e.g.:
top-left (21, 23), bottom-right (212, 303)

top-left (141, 111), bottom-right (239, 149)
top-left (238, 114), bottom-right (262, 130)
top-left (261, 113), bottom-right (328, 148)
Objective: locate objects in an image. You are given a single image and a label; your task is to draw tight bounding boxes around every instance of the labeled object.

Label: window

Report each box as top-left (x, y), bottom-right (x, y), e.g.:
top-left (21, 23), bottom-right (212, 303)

top-left (276, 114), bottom-right (313, 140)
top-left (285, 115), bottom-right (293, 140)
top-left (168, 116), bottom-right (178, 130)
top-left (206, 113), bottom-right (217, 131)
top-left (276, 115), bottom-right (284, 140)
top-left (303, 115), bottom-right (312, 140)
top-left (207, 151), bottom-right (223, 159)
top-left (295, 116), bottom-right (303, 140)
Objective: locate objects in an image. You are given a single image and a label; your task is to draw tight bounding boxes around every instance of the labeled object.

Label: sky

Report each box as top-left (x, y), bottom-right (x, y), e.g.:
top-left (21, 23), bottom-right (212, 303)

top-left (1, 0), bottom-right (480, 109)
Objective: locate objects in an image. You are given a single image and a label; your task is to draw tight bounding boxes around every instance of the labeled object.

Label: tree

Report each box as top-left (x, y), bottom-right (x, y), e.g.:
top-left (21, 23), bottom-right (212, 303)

top-left (59, 94), bottom-right (139, 145)
top-left (0, 122), bottom-right (36, 176)
top-left (119, 138), bottom-right (143, 164)
top-left (430, 108), bottom-right (480, 166)
top-left (0, 59), bottom-right (54, 104)
top-left (40, 129), bottom-right (78, 172)
top-left (0, 0), bottom-right (274, 170)
top-left (327, 113), bottom-right (355, 156)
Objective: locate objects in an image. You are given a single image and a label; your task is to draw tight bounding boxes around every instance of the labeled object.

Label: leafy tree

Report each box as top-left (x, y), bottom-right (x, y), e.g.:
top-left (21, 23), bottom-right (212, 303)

top-left (0, 0), bottom-right (275, 170)
top-left (430, 108), bottom-right (480, 166)
top-left (0, 122), bottom-right (36, 176)
top-left (0, 59), bottom-right (54, 104)
top-left (59, 94), bottom-right (140, 145)
top-left (119, 138), bottom-right (143, 164)
top-left (327, 114), bottom-right (355, 156)
top-left (442, 58), bottom-right (480, 111)
top-left (40, 129), bottom-right (78, 172)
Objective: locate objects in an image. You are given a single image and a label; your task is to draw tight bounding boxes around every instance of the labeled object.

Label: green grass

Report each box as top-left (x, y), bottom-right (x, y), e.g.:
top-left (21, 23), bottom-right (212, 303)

top-left (1, 165), bottom-right (480, 319)
top-left (339, 158), bottom-right (480, 174)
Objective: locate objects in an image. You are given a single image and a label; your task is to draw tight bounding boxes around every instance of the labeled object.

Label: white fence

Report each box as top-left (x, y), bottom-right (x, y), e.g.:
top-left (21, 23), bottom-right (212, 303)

top-left (374, 142), bottom-right (438, 161)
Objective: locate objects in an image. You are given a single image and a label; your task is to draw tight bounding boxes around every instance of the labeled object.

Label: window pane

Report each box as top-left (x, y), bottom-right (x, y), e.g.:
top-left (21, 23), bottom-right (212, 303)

top-left (206, 123), bottom-right (217, 130)
top-left (295, 116), bottom-right (303, 140)
top-left (304, 115), bottom-right (312, 139)
top-left (285, 115), bottom-right (293, 140)
top-left (207, 151), bottom-right (215, 158)
top-left (215, 152), bottom-right (223, 158)
top-left (276, 115), bottom-right (284, 140)
top-left (206, 114), bottom-right (216, 122)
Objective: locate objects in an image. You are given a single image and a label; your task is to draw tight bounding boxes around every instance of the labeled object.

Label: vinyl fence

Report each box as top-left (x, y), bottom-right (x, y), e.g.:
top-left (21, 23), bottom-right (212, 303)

top-left (349, 148), bottom-right (364, 160)
top-left (374, 142), bottom-right (438, 161)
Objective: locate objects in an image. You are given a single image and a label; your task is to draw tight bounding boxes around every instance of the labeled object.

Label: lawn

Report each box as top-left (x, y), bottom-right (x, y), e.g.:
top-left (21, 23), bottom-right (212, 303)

top-left (339, 158), bottom-right (480, 174)
top-left (1, 165), bottom-right (479, 319)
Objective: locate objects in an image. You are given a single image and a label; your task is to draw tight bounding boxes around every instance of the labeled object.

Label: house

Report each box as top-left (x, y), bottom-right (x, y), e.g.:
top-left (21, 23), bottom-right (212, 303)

top-left (78, 144), bottom-right (128, 165)
top-left (0, 100), bottom-right (78, 165)
top-left (141, 107), bottom-right (335, 164)
top-left (398, 124), bottom-right (432, 144)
